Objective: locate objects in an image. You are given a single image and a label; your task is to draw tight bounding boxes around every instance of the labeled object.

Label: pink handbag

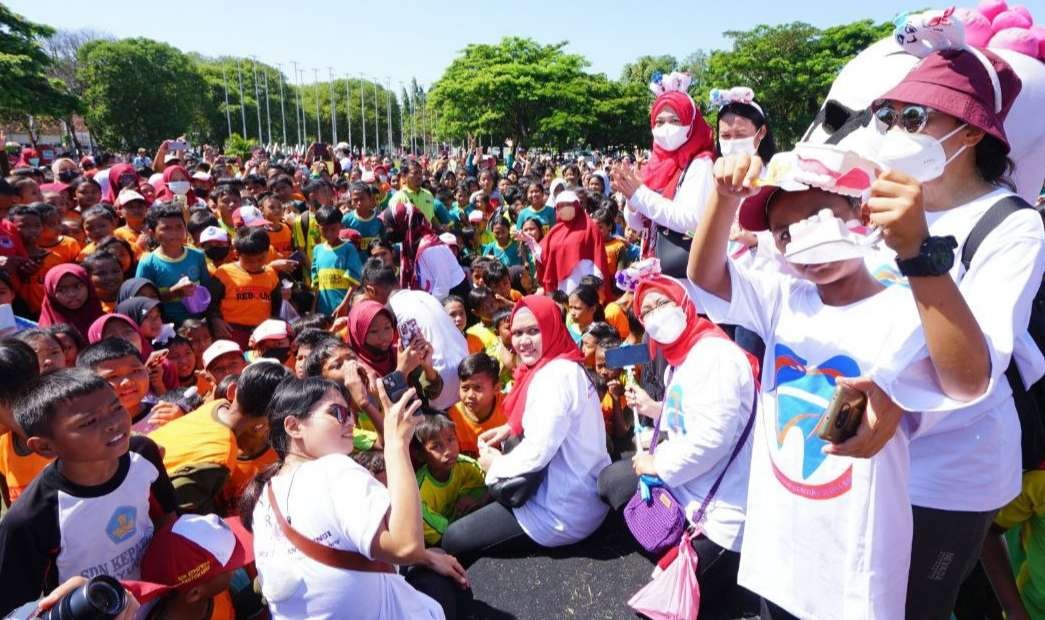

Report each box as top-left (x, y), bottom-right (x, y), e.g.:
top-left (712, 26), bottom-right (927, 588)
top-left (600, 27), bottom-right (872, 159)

top-left (628, 529), bottom-right (701, 620)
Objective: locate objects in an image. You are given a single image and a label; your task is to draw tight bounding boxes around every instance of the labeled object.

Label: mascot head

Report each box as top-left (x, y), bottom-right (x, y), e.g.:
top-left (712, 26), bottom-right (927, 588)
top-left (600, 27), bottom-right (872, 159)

top-left (805, 2), bottom-right (1045, 202)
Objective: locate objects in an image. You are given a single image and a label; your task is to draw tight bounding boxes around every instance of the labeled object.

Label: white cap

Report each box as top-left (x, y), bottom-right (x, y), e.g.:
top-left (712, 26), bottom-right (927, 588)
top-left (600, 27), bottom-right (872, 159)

top-left (199, 226), bottom-right (229, 245)
top-left (233, 205), bottom-right (267, 228)
top-left (191, 171), bottom-right (212, 182)
top-left (467, 210), bottom-right (484, 223)
top-left (163, 152), bottom-right (182, 163)
top-left (116, 189), bottom-right (145, 207)
top-left (554, 190), bottom-right (580, 205)
top-left (438, 232), bottom-right (458, 246)
top-left (202, 340), bottom-right (243, 369)
top-left (335, 142), bottom-right (350, 151)
top-left (361, 170), bottom-right (376, 183)
top-left (249, 319), bottom-right (290, 348)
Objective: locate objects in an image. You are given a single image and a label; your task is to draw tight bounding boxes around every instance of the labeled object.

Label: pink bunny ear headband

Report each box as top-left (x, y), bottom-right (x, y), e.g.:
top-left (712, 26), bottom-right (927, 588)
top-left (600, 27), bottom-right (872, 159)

top-left (709, 86), bottom-right (766, 117)
top-left (615, 258), bottom-right (662, 293)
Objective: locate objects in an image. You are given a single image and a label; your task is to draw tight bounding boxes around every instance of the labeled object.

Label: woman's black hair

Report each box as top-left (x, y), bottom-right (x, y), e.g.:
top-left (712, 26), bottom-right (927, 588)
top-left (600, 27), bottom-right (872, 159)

top-left (508, 265), bottom-right (531, 294)
top-left (569, 284), bottom-right (605, 322)
top-left (239, 376), bottom-right (347, 529)
top-left (522, 216), bottom-right (545, 242)
top-left (716, 101), bottom-right (778, 161)
top-left (290, 313), bottom-right (333, 333)
top-left (974, 134), bottom-right (1016, 190)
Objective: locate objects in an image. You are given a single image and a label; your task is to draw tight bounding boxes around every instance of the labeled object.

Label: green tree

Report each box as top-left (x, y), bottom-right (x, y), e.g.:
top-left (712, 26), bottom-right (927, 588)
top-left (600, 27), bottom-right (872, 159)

top-left (428, 37), bottom-right (593, 148)
top-left (620, 54), bottom-right (678, 85)
top-left (77, 38), bottom-right (201, 150)
top-left (0, 6), bottom-right (79, 145)
top-left (701, 19), bottom-right (891, 147)
top-left (223, 132), bottom-right (257, 159)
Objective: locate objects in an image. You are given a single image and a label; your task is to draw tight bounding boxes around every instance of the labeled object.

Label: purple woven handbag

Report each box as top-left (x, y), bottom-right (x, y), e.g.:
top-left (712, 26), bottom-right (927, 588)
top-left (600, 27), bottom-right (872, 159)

top-left (623, 416), bottom-right (687, 555)
top-left (623, 387), bottom-right (757, 556)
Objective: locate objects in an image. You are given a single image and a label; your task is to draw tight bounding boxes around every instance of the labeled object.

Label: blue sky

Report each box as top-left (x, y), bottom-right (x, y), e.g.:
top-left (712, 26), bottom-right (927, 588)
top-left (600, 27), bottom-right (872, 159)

top-left (11, 0), bottom-right (1045, 89)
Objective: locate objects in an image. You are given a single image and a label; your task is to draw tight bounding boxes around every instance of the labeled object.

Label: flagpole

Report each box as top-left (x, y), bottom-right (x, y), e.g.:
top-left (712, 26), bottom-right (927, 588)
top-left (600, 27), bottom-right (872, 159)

top-left (236, 61), bottom-right (247, 138)
top-left (251, 57), bottom-right (263, 142)
top-left (276, 63), bottom-right (287, 147)
top-left (328, 67), bottom-right (337, 145)
top-left (221, 64), bottom-right (232, 138)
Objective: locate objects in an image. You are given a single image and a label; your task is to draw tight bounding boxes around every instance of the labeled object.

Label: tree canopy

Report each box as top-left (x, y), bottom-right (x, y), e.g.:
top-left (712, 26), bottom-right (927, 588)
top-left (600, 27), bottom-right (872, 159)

top-left (0, 6), bottom-right (78, 123)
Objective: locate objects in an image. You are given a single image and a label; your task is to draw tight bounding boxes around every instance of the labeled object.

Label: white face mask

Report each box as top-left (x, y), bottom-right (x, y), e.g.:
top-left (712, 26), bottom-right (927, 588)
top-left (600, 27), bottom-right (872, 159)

top-left (719, 136), bottom-right (758, 157)
top-left (652, 123), bottom-right (690, 151)
top-left (644, 304), bottom-right (687, 345)
top-left (874, 124), bottom-right (967, 183)
top-left (167, 181), bottom-right (191, 195)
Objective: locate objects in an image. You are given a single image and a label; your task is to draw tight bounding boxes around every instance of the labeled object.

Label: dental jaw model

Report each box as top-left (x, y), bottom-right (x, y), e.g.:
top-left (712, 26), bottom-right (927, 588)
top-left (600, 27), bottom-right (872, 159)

top-left (785, 209), bottom-right (879, 265)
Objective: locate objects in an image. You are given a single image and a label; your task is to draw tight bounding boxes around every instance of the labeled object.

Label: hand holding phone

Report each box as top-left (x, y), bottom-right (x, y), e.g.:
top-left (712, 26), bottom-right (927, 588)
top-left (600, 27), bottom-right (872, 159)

top-left (815, 383), bottom-right (868, 444)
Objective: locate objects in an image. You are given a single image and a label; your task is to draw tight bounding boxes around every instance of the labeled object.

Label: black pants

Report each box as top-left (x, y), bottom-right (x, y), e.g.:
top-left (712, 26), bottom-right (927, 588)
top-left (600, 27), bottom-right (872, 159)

top-left (440, 501), bottom-right (537, 568)
top-left (905, 505), bottom-right (998, 620)
top-left (404, 564), bottom-right (473, 619)
top-left (597, 459), bottom-right (742, 612)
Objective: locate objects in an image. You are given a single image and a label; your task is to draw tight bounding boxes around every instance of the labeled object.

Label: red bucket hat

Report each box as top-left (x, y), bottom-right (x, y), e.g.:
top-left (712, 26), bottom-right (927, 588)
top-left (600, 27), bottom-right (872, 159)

top-left (876, 48), bottom-right (1021, 152)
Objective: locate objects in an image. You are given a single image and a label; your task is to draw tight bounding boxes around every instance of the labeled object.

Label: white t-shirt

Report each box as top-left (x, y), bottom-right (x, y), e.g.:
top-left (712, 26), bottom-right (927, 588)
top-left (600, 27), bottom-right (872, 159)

top-left (486, 359), bottom-right (611, 547)
top-left (690, 263), bottom-right (925, 619)
top-left (865, 188), bottom-right (1045, 511)
top-left (654, 336), bottom-right (756, 552)
top-left (252, 455), bottom-right (443, 620)
top-left (557, 259), bottom-right (600, 296)
top-left (416, 244), bottom-right (465, 302)
top-left (388, 289), bottom-right (469, 411)
top-left (625, 156), bottom-right (714, 235)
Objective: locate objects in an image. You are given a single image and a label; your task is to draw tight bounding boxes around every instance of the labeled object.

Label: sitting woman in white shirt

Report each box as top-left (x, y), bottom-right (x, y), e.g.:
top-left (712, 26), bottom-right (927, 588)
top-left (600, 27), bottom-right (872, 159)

top-left (241, 375), bottom-right (470, 620)
top-left (596, 264), bottom-right (759, 610)
top-left (441, 295), bottom-right (612, 565)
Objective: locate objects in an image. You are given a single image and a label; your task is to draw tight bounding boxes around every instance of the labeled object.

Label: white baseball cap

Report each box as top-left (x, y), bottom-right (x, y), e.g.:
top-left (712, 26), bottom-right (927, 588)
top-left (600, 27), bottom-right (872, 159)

top-left (202, 340), bottom-right (243, 369)
top-left (116, 189), bottom-right (146, 207)
top-left (249, 319), bottom-right (290, 348)
top-left (439, 232), bottom-right (459, 247)
top-left (199, 226), bottom-right (229, 245)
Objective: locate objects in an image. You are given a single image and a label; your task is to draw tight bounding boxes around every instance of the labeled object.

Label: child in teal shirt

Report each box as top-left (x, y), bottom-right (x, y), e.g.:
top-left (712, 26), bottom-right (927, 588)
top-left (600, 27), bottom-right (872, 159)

top-left (135, 203), bottom-right (211, 324)
top-left (481, 215), bottom-right (523, 267)
top-left (312, 205), bottom-right (363, 316)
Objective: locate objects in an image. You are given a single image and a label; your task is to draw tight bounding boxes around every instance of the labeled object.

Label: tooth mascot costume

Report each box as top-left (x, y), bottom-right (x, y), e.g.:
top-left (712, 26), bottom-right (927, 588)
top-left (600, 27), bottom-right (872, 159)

top-left (803, 2), bottom-right (1045, 202)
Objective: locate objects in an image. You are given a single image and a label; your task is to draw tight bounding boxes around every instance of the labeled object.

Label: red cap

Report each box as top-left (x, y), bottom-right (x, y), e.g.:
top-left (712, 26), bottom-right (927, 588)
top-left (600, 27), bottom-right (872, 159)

top-left (737, 186), bottom-right (780, 232)
top-left (338, 228), bottom-right (362, 243)
top-left (125, 514), bottom-right (253, 602)
top-left (877, 48), bottom-right (1021, 152)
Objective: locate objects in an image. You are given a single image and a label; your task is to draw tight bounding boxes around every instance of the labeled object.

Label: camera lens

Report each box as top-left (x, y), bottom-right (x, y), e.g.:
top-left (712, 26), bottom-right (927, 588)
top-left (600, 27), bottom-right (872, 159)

top-left (42, 575), bottom-right (126, 620)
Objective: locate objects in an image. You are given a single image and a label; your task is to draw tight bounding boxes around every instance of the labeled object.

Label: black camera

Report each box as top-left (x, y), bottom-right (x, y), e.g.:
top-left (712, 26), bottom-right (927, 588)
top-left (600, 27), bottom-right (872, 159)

top-left (6, 575), bottom-right (127, 620)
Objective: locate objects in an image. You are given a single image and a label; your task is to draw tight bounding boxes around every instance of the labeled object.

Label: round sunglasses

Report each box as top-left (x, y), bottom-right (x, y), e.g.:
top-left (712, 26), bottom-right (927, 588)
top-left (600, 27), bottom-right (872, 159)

top-left (873, 103), bottom-right (935, 134)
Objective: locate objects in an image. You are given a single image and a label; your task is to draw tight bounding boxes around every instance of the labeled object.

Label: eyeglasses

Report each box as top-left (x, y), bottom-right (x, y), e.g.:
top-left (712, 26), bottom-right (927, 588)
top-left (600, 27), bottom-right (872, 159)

top-left (640, 298), bottom-right (674, 321)
top-left (873, 103), bottom-right (935, 134)
top-left (326, 404), bottom-right (354, 426)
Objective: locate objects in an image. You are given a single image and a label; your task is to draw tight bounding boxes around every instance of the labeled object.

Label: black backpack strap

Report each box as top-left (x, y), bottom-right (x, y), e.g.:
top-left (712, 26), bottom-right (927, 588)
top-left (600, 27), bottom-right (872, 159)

top-left (960, 194), bottom-right (1033, 272)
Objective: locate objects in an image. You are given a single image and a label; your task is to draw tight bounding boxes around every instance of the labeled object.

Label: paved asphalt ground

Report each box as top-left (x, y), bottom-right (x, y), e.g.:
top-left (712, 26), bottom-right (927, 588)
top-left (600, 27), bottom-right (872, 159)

top-left (462, 513), bottom-right (761, 619)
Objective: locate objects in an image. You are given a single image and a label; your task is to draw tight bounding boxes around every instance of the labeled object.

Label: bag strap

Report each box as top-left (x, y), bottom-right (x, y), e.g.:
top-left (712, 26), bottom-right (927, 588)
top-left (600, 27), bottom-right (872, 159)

top-left (647, 368), bottom-right (675, 455)
top-left (692, 382), bottom-right (758, 526)
top-left (266, 482), bottom-right (395, 574)
top-left (960, 195), bottom-right (1033, 273)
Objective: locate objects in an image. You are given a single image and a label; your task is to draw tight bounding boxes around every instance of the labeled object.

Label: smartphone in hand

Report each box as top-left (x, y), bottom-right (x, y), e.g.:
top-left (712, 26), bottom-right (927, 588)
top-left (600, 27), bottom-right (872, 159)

top-left (815, 383), bottom-right (867, 443)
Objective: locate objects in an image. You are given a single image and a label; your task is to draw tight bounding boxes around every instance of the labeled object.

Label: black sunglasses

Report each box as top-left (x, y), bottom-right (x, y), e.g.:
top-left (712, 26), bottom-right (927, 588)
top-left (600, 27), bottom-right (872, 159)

top-left (326, 403), bottom-right (354, 426)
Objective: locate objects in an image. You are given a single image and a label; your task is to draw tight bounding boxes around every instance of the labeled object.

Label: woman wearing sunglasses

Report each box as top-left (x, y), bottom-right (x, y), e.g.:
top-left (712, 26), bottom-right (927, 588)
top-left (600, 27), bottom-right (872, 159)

top-left (242, 377), bottom-right (470, 620)
top-left (867, 48), bottom-right (1044, 618)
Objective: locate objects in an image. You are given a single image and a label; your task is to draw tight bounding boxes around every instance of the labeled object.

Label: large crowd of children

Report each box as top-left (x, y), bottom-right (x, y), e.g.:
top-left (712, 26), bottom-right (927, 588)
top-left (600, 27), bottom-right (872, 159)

top-left (1, 7), bottom-right (1045, 618)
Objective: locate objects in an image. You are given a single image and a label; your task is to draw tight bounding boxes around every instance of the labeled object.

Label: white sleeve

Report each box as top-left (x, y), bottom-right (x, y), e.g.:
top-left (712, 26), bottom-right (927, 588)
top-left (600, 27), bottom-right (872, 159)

top-left (325, 455), bottom-right (392, 559)
top-left (654, 340), bottom-right (754, 487)
top-left (684, 259), bottom-right (789, 342)
top-left (485, 362), bottom-right (577, 483)
top-left (626, 157), bottom-right (714, 235)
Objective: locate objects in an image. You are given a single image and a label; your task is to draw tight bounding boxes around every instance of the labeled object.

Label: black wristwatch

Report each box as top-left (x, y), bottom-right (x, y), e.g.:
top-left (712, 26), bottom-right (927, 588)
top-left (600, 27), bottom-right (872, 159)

top-left (895, 235), bottom-right (958, 277)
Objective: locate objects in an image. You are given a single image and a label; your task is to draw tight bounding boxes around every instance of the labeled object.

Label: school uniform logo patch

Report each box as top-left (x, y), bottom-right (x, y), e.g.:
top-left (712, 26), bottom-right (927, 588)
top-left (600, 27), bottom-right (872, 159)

top-left (769, 344), bottom-right (859, 499)
top-left (105, 506), bottom-right (138, 544)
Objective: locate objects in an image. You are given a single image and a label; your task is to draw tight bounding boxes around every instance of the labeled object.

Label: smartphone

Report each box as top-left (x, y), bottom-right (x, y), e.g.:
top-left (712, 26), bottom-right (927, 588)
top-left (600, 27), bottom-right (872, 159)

top-left (604, 344), bottom-right (652, 370)
top-left (399, 318), bottom-right (420, 349)
top-left (815, 384), bottom-right (867, 443)
top-left (168, 139), bottom-right (188, 151)
top-left (288, 250), bottom-right (306, 264)
top-left (381, 371), bottom-right (410, 406)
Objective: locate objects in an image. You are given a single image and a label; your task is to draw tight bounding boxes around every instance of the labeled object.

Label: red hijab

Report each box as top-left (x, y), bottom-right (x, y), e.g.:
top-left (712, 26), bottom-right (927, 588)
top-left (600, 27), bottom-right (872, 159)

top-left (38, 264), bottom-right (104, 339)
top-left (537, 200), bottom-right (610, 296)
top-left (346, 300), bottom-right (398, 376)
top-left (104, 163), bottom-right (140, 204)
top-left (503, 296), bottom-right (585, 437)
top-left (641, 91), bottom-right (715, 199)
top-left (634, 275), bottom-right (759, 378)
top-left (153, 165), bottom-right (197, 204)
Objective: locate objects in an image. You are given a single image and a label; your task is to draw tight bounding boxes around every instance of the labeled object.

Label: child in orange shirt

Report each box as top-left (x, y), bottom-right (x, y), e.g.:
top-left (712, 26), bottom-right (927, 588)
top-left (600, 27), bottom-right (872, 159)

top-left (260, 193), bottom-right (293, 259)
top-left (593, 334), bottom-right (633, 457)
top-left (0, 339), bottom-right (49, 506)
top-left (34, 203), bottom-right (80, 263)
top-left (447, 352), bottom-right (508, 458)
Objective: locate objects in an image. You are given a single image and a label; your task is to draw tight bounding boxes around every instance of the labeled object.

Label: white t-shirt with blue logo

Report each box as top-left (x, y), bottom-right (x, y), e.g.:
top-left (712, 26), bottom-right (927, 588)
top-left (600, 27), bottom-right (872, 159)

top-left (691, 264), bottom-right (925, 619)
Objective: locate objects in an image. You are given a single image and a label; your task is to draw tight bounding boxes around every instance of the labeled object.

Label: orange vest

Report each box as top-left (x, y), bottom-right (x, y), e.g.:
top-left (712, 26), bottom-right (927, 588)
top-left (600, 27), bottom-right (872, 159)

top-left (214, 263), bottom-right (278, 327)
top-left (0, 431), bottom-right (52, 505)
